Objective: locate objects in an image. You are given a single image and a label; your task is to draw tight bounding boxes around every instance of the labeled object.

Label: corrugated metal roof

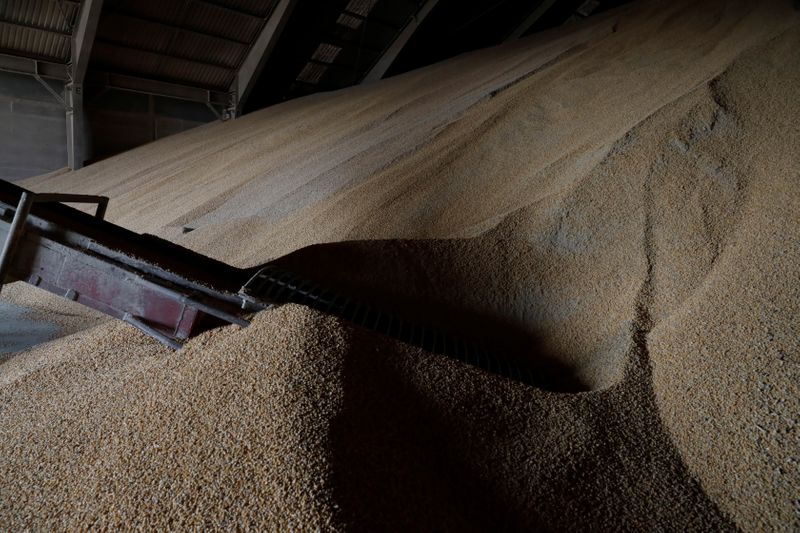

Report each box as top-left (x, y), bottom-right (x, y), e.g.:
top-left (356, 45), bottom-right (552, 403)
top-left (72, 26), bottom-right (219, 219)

top-left (311, 43), bottom-right (342, 64)
top-left (105, 0), bottom-right (269, 44)
top-left (337, 13), bottom-right (362, 30)
top-left (96, 13), bottom-right (247, 69)
top-left (92, 40), bottom-right (234, 89)
top-left (214, 0), bottom-right (278, 18)
top-left (91, 0), bottom-right (278, 90)
top-left (296, 62), bottom-right (326, 85)
top-left (171, 32), bottom-right (246, 70)
top-left (0, 0), bottom-right (80, 62)
top-left (289, 0), bottom-right (412, 97)
top-left (345, 0), bottom-right (379, 17)
top-left (184, 2), bottom-right (264, 44)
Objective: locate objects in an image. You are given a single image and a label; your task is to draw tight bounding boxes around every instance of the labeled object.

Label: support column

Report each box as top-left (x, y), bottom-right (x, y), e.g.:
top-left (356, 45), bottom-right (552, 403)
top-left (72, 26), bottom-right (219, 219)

top-left (65, 83), bottom-right (85, 170)
top-left (67, 0), bottom-right (104, 169)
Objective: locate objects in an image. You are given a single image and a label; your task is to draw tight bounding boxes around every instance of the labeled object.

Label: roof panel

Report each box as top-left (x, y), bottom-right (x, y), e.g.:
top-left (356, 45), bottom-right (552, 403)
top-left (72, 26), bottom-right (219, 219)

top-left (92, 40), bottom-right (233, 89)
top-left (0, 23), bottom-right (70, 62)
top-left (184, 2), bottom-right (264, 43)
top-left (157, 54), bottom-right (232, 88)
top-left (96, 13), bottom-right (174, 52)
top-left (92, 41), bottom-right (162, 76)
top-left (211, 0), bottom-right (279, 18)
top-left (104, 0), bottom-right (185, 24)
top-left (296, 62), bottom-right (326, 85)
top-left (344, 0), bottom-right (379, 17)
top-left (0, 0), bottom-right (79, 34)
top-left (87, 0), bottom-right (280, 93)
top-left (0, 0), bottom-right (79, 62)
top-left (170, 31), bottom-right (246, 69)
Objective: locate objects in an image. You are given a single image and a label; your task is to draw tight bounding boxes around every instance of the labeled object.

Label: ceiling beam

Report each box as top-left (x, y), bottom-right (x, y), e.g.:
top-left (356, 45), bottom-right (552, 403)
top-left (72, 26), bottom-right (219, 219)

top-left (0, 52), bottom-right (68, 80)
top-left (232, 0), bottom-right (298, 115)
top-left (106, 10), bottom-right (251, 46)
top-left (505, 0), bottom-right (559, 41)
top-left (361, 0), bottom-right (440, 84)
top-left (71, 0), bottom-right (104, 83)
top-left (85, 71), bottom-right (230, 106)
top-left (190, 0), bottom-right (265, 20)
top-left (95, 38), bottom-right (237, 72)
top-left (0, 18), bottom-right (71, 38)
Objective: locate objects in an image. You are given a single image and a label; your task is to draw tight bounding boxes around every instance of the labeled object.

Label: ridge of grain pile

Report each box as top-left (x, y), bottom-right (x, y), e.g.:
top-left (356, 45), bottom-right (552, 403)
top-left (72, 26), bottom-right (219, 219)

top-left (2, 0), bottom-right (799, 530)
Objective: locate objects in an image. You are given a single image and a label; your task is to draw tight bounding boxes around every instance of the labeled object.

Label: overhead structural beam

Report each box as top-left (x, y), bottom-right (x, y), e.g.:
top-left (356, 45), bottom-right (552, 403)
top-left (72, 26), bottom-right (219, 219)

top-left (85, 71), bottom-right (230, 107)
top-left (106, 10), bottom-right (251, 46)
top-left (190, 0), bottom-right (265, 20)
top-left (66, 0), bottom-right (104, 171)
top-left (361, 0), bottom-right (440, 84)
top-left (71, 0), bottom-right (104, 84)
top-left (0, 52), bottom-right (68, 79)
top-left (95, 38), bottom-right (236, 72)
top-left (0, 18), bottom-right (71, 37)
top-left (231, 0), bottom-right (299, 115)
top-left (505, 0), bottom-right (559, 41)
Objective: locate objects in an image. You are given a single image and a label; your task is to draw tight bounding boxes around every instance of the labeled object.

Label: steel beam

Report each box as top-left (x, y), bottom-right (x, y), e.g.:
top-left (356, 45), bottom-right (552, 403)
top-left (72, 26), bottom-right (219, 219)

top-left (0, 53), bottom-right (68, 79)
top-left (505, 0), bottom-right (559, 41)
top-left (71, 0), bottom-right (104, 83)
top-left (190, 0), bottom-right (265, 19)
top-left (0, 18), bottom-right (71, 37)
top-left (106, 10), bottom-right (251, 46)
top-left (232, 0), bottom-right (298, 115)
top-left (66, 0), bottom-right (103, 170)
top-left (95, 38), bottom-right (237, 71)
top-left (361, 0), bottom-right (440, 83)
top-left (85, 71), bottom-right (230, 106)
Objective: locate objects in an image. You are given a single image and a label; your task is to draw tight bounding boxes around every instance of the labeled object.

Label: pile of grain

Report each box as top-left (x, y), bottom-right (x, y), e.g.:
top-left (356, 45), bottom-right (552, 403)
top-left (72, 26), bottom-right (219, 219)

top-left (2, 0), bottom-right (798, 529)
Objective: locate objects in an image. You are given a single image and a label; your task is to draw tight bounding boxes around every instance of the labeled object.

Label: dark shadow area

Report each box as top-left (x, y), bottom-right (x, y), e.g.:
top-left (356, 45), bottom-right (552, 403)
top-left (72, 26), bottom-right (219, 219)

top-left (267, 238), bottom-right (592, 392)
top-left (324, 322), bottom-right (736, 530)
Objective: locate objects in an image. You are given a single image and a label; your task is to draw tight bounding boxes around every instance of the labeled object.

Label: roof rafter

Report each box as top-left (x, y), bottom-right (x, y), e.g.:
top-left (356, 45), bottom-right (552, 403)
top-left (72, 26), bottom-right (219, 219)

top-left (105, 10), bottom-right (251, 46)
top-left (0, 18), bottom-right (71, 38)
top-left (231, 0), bottom-right (298, 114)
top-left (95, 38), bottom-right (237, 72)
top-left (71, 0), bottom-right (104, 83)
top-left (505, 0), bottom-right (559, 41)
top-left (361, 0), bottom-right (440, 84)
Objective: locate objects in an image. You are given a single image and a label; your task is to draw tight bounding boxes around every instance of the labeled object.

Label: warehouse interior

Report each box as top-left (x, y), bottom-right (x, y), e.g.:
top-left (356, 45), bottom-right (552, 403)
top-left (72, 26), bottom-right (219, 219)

top-left (0, 0), bottom-right (629, 179)
top-left (0, 0), bottom-right (798, 530)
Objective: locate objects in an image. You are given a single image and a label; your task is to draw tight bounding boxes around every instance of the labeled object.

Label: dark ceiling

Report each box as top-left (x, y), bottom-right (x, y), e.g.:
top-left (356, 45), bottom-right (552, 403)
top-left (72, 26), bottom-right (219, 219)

top-left (0, 0), bottom-right (634, 116)
top-left (244, 0), bottom-right (633, 113)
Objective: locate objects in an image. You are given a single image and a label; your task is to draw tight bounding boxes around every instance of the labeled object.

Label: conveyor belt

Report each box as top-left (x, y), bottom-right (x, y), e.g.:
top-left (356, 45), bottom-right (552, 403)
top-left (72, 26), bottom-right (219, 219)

top-left (241, 265), bottom-right (541, 386)
top-left (1, 178), bottom-right (539, 386)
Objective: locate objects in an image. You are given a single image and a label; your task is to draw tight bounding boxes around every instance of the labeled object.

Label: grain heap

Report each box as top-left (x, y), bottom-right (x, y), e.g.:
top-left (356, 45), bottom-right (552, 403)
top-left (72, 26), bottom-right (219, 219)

top-left (1, 0), bottom-right (799, 530)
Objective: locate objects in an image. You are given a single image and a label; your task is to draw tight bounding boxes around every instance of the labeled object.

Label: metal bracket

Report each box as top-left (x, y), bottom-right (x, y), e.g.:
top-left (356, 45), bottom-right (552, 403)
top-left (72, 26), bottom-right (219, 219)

top-left (33, 64), bottom-right (72, 111)
top-left (205, 90), bottom-right (226, 121)
top-left (123, 313), bottom-right (183, 349)
top-left (32, 192), bottom-right (109, 219)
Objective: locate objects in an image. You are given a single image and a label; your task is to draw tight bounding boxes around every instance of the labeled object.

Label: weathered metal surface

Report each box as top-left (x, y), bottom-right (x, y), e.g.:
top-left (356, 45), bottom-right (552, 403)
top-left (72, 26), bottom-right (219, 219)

top-left (0, 179), bottom-right (257, 348)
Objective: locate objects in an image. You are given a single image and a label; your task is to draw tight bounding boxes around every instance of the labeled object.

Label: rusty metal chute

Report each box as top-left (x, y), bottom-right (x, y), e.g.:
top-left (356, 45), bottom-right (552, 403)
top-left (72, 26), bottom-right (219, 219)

top-left (0, 179), bottom-right (265, 348)
top-left (0, 178), bottom-right (540, 386)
